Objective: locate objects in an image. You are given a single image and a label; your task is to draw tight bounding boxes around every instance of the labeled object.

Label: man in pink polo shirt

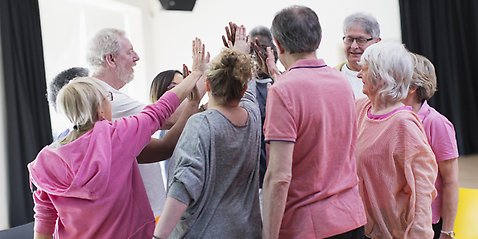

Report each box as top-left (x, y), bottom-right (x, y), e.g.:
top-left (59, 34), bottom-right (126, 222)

top-left (261, 5), bottom-right (367, 239)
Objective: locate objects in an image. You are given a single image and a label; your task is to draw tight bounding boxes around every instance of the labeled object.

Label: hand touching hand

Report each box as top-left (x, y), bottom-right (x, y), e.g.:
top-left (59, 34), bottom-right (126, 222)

top-left (231, 25), bottom-right (250, 54)
top-left (191, 38), bottom-right (210, 73)
top-left (222, 22), bottom-right (237, 48)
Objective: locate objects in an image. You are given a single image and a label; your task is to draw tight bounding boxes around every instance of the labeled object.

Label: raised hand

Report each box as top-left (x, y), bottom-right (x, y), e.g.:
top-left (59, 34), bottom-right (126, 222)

top-left (252, 39), bottom-right (268, 74)
top-left (191, 38), bottom-right (210, 73)
top-left (265, 46), bottom-right (281, 80)
top-left (231, 25), bottom-right (250, 54)
top-left (221, 22), bottom-right (237, 48)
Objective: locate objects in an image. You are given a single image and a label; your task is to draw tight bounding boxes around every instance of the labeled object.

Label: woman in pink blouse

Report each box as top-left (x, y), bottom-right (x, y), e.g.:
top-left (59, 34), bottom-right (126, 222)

top-left (355, 42), bottom-right (438, 239)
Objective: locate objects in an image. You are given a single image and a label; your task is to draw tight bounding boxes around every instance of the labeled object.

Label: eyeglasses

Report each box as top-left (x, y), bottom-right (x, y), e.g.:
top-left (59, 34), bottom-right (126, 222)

top-left (343, 36), bottom-right (374, 46)
top-left (105, 91), bottom-right (113, 101)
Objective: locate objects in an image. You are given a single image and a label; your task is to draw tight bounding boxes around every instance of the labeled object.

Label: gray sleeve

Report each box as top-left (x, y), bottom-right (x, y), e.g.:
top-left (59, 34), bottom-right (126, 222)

top-left (240, 79), bottom-right (260, 122)
top-left (167, 115), bottom-right (210, 206)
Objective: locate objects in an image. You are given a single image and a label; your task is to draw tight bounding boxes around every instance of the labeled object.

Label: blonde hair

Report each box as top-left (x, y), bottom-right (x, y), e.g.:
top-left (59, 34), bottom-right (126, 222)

top-left (410, 53), bottom-right (437, 102)
top-left (56, 77), bottom-right (108, 145)
top-left (206, 48), bottom-right (253, 105)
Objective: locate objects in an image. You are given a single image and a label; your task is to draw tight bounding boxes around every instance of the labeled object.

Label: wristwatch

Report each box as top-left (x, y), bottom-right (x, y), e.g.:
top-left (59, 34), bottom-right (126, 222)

top-left (441, 230), bottom-right (455, 238)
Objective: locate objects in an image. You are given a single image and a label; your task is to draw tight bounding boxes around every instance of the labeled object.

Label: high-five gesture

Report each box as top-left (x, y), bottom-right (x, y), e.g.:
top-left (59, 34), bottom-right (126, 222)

top-left (191, 37), bottom-right (210, 73)
top-left (222, 22), bottom-right (237, 48)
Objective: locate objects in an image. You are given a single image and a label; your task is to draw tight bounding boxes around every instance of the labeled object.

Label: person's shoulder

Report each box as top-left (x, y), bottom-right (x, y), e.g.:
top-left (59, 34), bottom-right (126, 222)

top-left (355, 97), bottom-right (370, 109)
top-left (392, 110), bottom-right (424, 132)
top-left (334, 61), bottom-right (347, 71)
top-left (187, 111), bottom-right (211, 126)
top-left (423, 105), bottom-right (454, 126)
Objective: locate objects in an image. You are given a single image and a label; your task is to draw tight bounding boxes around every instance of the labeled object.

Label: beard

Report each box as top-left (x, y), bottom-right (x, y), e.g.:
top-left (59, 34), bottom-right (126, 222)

top-left (117, 66), bottom-right (134, 84)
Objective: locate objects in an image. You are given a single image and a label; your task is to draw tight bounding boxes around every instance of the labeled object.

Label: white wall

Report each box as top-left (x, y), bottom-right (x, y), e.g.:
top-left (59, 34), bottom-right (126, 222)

top-left (0, 0), bottom-right (401, 229)
top-left (152, 0), bottom-right (402, 73)
top-left (0, 25), bottom-right (9, 230)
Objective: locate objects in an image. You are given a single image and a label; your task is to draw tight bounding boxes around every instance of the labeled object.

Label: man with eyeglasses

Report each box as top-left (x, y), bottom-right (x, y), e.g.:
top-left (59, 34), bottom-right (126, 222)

top-left (336, 12), bottom-right (381, 99)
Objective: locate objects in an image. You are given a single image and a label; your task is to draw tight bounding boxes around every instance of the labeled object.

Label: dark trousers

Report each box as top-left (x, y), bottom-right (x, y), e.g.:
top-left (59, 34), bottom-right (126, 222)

top-left (433, 218), bottom-right (443, 239)
top-left (325, 226), bottom-right (366, 239)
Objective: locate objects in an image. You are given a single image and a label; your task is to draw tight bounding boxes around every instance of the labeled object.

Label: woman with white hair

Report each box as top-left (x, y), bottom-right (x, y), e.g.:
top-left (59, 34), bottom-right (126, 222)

top-left (355, 42), bottom-right (438, 238)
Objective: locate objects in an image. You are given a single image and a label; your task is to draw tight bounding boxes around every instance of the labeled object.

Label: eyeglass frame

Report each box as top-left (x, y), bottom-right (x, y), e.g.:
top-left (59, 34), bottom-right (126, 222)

top-left (104, 91), bottom-right (113, 101)
top-left (342, 36), bottom-right (374, 46)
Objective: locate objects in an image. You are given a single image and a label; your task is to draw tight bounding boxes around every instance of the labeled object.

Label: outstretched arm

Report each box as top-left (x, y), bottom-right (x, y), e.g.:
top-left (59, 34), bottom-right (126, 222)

top-left (161, 62), bottom-right (208, 130)
top-left (137, 38), bottom-right (209, 163)
top-left (137, 88), bottom-right (200, 163)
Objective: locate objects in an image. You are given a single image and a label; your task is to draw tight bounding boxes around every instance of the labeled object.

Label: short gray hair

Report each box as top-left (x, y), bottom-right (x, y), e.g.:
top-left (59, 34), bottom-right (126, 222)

top-left (87, 28), bottom-right (125, 71)
top-left (410, 53), bottom-right (437, 102)
top-left (271, 5), bottom-right (322, 54)
top-left (48, 67), bottom-right (89, 110)
top-left (359, 42), bottom-right (413, 104)
top-left (343, 12), bottom-right (380, 38)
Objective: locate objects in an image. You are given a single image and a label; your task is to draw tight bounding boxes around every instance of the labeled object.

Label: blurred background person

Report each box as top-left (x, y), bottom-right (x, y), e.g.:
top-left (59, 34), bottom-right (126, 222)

top-left (336, 12), bottom-right (381, 99)
top-left (47, 67), bottom-right (89, 139)
top-left (149, 69), bottom-right (184, 203)
top-left (355, 42), bottom-right (437, 238)
top-left (262, 5), bottom-right (366, 239)
top-left (249, 25), bottom-right (278, 211)
top-left (403, 53), bottom-right (459, 239)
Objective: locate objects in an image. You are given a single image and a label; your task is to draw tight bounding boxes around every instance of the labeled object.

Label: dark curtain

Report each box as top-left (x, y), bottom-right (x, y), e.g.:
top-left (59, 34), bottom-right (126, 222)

top-left (399, 0), bottom-right (478, 155)
top-left (0, 0), bottom-right (52, 226)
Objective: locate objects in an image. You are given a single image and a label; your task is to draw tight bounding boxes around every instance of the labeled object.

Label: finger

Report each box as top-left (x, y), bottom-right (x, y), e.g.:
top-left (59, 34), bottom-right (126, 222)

top-left (229, 22), bottom-right (237, 44)
top-left (206, 51), bottom-right (211, 63)
top-left (222, 35), bottom-right (228, 48)
top-left (225, 26), bottom-right (232, 42)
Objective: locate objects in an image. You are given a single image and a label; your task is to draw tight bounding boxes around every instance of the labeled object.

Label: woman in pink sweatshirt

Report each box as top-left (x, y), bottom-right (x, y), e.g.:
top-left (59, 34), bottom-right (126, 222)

top-left (28, 39), bottom-right (207, 239)
top-left (355, 42), bottom-right (438, 239)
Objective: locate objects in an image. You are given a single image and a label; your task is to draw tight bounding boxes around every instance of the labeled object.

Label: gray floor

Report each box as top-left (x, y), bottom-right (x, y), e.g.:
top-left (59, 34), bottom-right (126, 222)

top-left (459, 154), bottom-right (478, 189)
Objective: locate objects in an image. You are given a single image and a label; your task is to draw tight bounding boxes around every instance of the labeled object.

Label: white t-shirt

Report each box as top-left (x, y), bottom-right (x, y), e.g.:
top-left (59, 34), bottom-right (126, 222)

top-left (96, 80), bottom-right (166, 218)
top-left (341, 63), bottom-right (367, 99)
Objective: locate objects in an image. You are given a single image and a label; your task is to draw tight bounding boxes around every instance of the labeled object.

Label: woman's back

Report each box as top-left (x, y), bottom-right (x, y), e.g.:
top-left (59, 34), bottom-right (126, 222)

top-left (168, 87), bottom-right (262, 239)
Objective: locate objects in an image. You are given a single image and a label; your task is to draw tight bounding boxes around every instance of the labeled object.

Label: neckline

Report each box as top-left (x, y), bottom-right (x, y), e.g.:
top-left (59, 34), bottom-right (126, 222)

top-left (206, 107), bottom-right (249, 128)
top-left (367, 105), bottom-right (412, 120)
top-left (289, 64), bottom-right (327, 71)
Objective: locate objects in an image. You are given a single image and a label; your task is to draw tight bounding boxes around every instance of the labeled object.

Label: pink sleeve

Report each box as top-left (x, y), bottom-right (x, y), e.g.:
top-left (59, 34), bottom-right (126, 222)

top-left (264, 86), bottom-right (296, 142)
top-left (402, 119), bottom-right (437, 238)
top-left (113, 91), bottom-right (181, 156)
top-left (427, 116), bottom-right (459, 161)
top-left (33, 190), bottom-right (57, 235)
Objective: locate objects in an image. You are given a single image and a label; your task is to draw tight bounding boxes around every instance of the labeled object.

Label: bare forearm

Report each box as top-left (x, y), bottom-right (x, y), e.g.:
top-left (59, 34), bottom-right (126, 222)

top-left (262, 176), bottom-right (290, 239)
top-left (161, 75), bottom-right (206, 130)
top-left (440, 181), bottom-right (458, 230)
top-left (34, 232), bottom-right (52, 239)
top-left (160, 103), bottom-right (185, 130)
top-left (137, 102), bottom-right (199, 163)
top-left (153, 197), bottom-right (188, 238)
top-left (437, 158), bottom-right (459, 232)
